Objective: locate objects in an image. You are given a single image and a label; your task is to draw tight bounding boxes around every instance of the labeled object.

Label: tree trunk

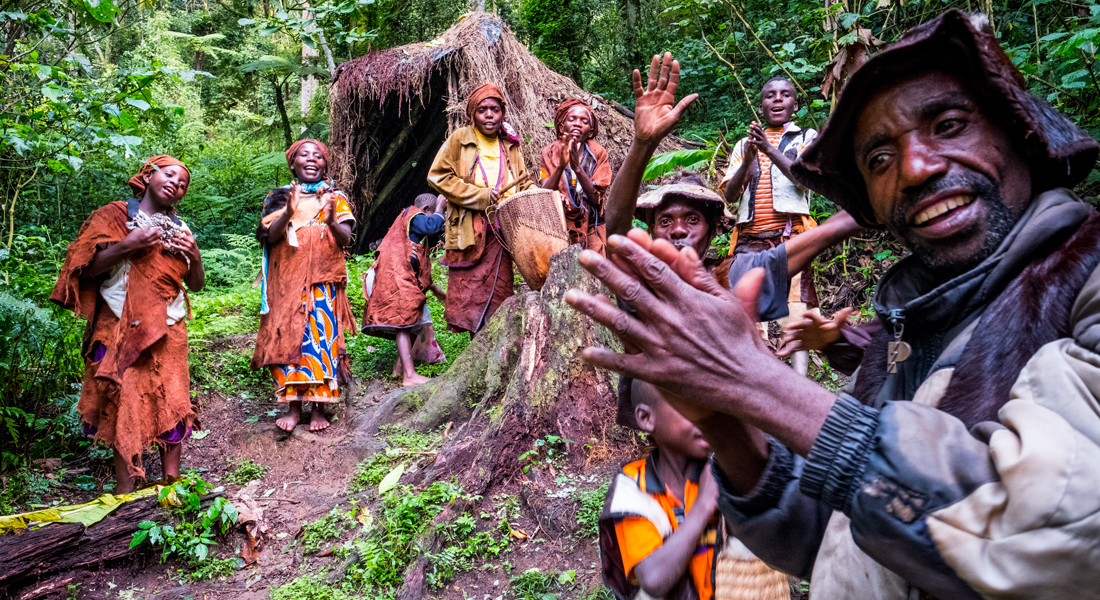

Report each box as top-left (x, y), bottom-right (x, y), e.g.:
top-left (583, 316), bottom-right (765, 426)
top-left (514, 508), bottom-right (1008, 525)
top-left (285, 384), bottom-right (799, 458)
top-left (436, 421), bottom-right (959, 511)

top-left (271, 75), bottom-right (293, 146)
top-left (351, 246), bottom-right (634, 600)
top-left (0, 498), bottom-right (163, 592)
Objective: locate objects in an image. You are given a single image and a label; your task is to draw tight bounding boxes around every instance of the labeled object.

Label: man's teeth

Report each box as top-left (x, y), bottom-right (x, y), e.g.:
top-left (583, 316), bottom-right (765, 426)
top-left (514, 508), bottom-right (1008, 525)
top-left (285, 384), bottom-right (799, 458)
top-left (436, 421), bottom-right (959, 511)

top-left (913, 195), bottom-right (974, 225)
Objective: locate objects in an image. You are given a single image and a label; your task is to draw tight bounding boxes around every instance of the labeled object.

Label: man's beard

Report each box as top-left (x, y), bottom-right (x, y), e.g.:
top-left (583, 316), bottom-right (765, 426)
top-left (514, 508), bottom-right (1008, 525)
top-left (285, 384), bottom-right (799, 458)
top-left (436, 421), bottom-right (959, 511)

top-left (889, 172), bottom-right (1018, 278)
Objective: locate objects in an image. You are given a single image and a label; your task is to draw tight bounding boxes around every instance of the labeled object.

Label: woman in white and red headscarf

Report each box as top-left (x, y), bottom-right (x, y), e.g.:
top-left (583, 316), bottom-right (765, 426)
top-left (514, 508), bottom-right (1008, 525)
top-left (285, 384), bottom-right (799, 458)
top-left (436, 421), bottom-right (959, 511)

top-left (539, 98), bottom-right (613, 255)
top-left (51, 155), bottom-right (204, 493)
top-left (252, 139), bottom-right (357, 433)
top-left (426, 83), bottom-right (535, 335)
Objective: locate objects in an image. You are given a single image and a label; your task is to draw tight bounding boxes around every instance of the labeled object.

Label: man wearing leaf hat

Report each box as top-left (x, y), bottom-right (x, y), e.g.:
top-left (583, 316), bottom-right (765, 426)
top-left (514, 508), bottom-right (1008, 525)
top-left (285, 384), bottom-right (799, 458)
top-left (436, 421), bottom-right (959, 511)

top-left (567, 11), bottom-right (1100, 600)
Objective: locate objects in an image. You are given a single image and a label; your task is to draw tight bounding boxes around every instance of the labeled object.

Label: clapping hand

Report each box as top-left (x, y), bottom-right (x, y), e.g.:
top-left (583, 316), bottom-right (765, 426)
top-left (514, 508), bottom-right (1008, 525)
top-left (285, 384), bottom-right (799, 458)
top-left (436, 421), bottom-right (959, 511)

top-left (320, 191), bottom-right (337, 226)
top-left (746, 122), bottom-right (778, 161)
top-left (777, 307), bottom-right (856, 357)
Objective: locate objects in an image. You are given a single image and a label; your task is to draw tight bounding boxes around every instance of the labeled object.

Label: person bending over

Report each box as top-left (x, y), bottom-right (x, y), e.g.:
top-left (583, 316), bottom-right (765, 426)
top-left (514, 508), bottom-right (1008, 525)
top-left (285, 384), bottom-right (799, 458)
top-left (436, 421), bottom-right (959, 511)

top-left (540, 98), bottom-right (613, 254)
top-left (252, 139), bottom-right (357, 432)
top-left (428, 83), bottom-right (534, 335)
top-left (361, 193), bottom-right (448, 386)
top-left (52, 155), bottom-right (205, 493)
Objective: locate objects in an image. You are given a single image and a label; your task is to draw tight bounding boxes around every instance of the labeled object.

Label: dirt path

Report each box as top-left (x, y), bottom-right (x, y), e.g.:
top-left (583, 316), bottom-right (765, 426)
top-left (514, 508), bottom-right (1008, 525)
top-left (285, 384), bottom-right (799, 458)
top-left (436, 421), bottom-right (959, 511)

top-left (30, 366), bottom-right (616, 600)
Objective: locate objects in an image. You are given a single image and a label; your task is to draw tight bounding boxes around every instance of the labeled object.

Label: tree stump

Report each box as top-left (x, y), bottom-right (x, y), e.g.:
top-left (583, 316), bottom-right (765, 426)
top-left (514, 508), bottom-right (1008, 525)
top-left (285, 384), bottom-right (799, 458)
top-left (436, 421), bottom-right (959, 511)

top-left (358, 244), bottom-right (632, 496)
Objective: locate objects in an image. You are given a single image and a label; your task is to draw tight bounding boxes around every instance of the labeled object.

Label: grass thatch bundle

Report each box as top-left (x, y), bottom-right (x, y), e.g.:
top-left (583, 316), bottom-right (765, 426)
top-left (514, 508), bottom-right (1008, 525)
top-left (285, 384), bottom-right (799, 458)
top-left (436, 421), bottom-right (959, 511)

top-left (329, 12), bottom-right (683, 250)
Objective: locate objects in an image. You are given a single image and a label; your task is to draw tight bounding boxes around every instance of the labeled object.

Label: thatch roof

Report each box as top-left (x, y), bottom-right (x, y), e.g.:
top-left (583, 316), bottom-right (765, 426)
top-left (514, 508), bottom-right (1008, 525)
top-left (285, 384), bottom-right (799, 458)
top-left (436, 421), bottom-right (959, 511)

top-left (329, 12), bottom-right (683, 250)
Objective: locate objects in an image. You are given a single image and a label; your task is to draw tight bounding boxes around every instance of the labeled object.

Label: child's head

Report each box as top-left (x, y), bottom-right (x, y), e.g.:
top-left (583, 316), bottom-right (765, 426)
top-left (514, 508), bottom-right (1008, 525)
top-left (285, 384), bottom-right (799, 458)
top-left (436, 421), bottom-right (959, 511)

top-left (759, 76), bottom-right (798, 127)
top-left (285, 139), bottom-right (329, 183)
top-left (631, 380), bottom-right (711, 460)
top-left (414, 193), bottom-right (441, 215)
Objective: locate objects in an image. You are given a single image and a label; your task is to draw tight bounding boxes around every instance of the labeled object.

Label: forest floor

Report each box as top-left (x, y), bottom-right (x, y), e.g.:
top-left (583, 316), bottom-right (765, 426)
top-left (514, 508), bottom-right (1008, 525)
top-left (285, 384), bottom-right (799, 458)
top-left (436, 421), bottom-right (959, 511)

top-left (6, 232), bottom-right (901, 600)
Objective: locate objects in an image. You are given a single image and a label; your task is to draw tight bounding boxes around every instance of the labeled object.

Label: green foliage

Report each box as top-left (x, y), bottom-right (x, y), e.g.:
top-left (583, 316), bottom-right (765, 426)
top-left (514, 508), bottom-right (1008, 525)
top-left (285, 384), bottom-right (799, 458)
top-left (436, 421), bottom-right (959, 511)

top-left (518, 0), bottom-right (598, 83)
top-left (379, 423), bottom-right (442, 452)
top-left (269, 575), bottom-right (357, 600)
top-left (224, 459), bottom-right (269, 485)
top-left (518, 435), bottom-right (575, 473)
top-left (0, 468), bottom-right (53, 515)
top-left (643, 149), bottom-right (716, 181)
top-left (130, 476), bottom-right (238, 580)
top-left (302, 506), bottom-right (353, 553)
top-left (573, 482), bottom-right (609, 539)
top-left (509, 567), bottom-right (577, 600)
top-left (348, 454), bottom-right (395, 492)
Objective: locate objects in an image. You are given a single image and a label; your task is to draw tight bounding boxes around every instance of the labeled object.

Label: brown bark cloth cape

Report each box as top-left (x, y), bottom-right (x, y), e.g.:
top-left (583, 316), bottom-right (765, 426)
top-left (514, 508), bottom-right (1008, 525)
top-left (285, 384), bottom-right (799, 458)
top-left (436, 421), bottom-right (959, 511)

top-left (50, 198), bottom-right (195, 479)
top-left (361, 206), bottom-right (433, 339)
top-left (251, 141), bottom-right (357, 399)
top-left (427, 83), bottom-right (534, 334)
top-left (539, 99), bottom-right (613, 255)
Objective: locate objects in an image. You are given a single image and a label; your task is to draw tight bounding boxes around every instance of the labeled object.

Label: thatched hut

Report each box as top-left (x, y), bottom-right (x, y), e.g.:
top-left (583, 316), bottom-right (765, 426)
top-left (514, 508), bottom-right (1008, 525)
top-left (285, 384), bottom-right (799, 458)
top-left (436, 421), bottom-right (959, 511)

top-left (329, 12), bottom-right (684, 251)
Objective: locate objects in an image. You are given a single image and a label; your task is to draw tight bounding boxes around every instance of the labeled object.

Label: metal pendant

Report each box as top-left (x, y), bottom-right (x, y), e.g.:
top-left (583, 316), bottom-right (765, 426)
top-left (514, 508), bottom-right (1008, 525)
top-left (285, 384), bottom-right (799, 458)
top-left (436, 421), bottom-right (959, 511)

top-left (887, 341), bottom-right (912, 374)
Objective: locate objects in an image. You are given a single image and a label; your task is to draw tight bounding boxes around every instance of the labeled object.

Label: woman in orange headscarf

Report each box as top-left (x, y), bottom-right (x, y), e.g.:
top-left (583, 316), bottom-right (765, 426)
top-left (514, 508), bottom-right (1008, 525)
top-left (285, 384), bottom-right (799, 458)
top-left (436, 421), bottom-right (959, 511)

top-left (426, 83), bottom-right (535, 335)
top-left (51, 155), bottom-right (204, 492)
top-left (251, 139), bottom-right (357, 433)
top-left (539, 99), bottom-right (613, 254)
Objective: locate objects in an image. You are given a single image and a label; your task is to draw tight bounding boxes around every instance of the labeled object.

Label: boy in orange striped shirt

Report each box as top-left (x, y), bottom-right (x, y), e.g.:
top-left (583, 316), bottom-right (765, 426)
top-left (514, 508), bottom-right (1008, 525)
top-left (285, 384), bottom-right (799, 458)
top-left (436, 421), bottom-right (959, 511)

top-left (721, 77), bottom-right (819, 374)
top-left (599, 379), bottom-right (721, 600)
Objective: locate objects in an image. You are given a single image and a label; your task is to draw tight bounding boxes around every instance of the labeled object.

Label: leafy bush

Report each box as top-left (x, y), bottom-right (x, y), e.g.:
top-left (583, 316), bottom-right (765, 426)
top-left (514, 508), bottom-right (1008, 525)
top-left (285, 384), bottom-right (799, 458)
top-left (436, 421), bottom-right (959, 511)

top-left (348, 454), bottom-right (395, 492)
top-left (130, 475), bottom-right (238, 581)
top-left (224, 459), bottom-right (268, 485)
top-left (574, 482), bottom-right (610, 539)
top-left (301, 506), bottom-right (353, 553)
top-left (269, 575), bottom-right (356, 600)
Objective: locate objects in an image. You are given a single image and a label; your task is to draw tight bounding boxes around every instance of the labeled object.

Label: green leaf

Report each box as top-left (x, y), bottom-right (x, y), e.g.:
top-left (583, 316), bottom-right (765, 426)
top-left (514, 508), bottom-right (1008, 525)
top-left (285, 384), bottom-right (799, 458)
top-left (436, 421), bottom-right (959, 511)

top-left (124, 97), bottom-right (151, 111)
top-left (245, 415), bottom-right (258, 423)
top-left (259, 27), bottom-right (280, 36)
top-left (83, 0), bottom-right (118, 23)
top-left (642, 149), bottom-right (713, 181)
top-left (378, 463), bottom-right (405, 495)
top-left (238, 18), bottom-right (258, 25)
top-left (130, 529), bottom-right (149, 548)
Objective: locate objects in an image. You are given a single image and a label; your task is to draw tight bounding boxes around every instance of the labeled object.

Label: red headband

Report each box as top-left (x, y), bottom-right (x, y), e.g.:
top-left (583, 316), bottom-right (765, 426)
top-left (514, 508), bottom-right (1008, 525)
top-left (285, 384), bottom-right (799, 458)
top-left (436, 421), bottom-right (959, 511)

top-left (128, 155), bottom-right (190, 198)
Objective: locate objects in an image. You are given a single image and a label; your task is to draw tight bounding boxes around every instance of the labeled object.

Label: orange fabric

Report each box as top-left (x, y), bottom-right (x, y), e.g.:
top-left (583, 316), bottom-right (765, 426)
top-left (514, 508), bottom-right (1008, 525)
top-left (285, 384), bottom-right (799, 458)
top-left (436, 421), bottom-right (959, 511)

top-left (251, 200), bottom-right (357, 371)
top-left (128, 155), bottom-right (190, 198)
top-left (51, 201), bottom-right (195, 478)
top-left (743, 129), bottom-right (789, 234)
top-left (539, 140), bottom-right (612, 254)
top-left (285, 138), bottom-right (330, 168)
top-left (364, 207), bottom-right (431, 328)
top-left (466, 83), bottom-right (506, 121)
top-left (611, 458), bottom-right (716, 600)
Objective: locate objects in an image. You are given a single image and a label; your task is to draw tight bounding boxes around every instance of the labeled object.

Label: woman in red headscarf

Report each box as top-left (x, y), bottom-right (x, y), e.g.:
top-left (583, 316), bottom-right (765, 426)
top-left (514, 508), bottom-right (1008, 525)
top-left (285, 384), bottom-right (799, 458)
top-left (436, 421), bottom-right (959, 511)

top-left (539, 98), bottom-right (613, 255)
top-left (251, 139), bottom-right (357, 433)
top-left (426, 83), bottom-right (535, 335)
top-left (51, 155), bottom-right (204, 493)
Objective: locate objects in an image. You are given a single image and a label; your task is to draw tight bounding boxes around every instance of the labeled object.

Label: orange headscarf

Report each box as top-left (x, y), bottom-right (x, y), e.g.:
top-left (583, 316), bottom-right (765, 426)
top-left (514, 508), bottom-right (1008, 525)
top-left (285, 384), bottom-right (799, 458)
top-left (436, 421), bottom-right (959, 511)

top-left (466, 83), bottom-right (506, 122)
top-left (128, 155), bottom-right (190, 198)
top-left (554, 98), bottom-right (598, 139)
top-left (285, 138), bottom-right (331, 170)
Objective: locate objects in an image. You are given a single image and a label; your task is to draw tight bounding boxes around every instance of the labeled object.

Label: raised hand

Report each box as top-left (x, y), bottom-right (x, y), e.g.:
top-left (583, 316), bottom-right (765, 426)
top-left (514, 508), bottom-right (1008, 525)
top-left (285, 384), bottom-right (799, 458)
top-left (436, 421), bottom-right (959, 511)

top-left (747, 121), bottom-right (778, 161)
top-left (632, 52), bottom-right (699, 147)
top-left (434, 193), bottom-right (449, 215)
top-left (287, 186), bottom-right (301, 217)
top-left (559, 134), bottom-right (572, 167)
top-left (569, 137), bottom-right (581, 169)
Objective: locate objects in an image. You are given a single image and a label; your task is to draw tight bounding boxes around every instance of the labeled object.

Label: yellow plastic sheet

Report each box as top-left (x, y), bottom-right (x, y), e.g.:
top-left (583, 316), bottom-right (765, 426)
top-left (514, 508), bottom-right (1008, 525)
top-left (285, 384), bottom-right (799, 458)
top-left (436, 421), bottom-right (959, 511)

top-left (0, 487), bottom-right (161, 534)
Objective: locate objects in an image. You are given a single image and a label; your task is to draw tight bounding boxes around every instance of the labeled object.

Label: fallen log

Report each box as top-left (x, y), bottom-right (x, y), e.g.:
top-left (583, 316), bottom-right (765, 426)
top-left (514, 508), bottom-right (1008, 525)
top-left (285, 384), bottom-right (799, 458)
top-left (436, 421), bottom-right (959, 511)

top-left (0, 497), bottom-right (162, 592)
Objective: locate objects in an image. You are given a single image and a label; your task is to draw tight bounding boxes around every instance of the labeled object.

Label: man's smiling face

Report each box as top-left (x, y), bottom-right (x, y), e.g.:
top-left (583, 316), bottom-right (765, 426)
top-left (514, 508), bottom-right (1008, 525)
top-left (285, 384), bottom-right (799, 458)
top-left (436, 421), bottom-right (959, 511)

top-left (854, 71), bottom-right (1033, 277)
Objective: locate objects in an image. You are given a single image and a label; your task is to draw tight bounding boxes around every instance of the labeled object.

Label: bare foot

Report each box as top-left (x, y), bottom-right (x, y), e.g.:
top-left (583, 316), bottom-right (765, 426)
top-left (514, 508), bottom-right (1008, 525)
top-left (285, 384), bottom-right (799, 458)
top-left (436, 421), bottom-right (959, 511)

top-left (309, 407), bottom-right (331, 431)
top-left (392, 359), bottom-right (401, 377)
top-left (276, 401), bottom-right (302, 432)
top-left (402, 372), bottom-right (431, 387)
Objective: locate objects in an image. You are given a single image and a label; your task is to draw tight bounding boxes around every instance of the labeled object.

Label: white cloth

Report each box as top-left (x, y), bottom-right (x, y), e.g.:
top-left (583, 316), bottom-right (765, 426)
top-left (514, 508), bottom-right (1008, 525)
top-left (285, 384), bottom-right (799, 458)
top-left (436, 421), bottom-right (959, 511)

top-left (99, 215), bottom-right (190, 325)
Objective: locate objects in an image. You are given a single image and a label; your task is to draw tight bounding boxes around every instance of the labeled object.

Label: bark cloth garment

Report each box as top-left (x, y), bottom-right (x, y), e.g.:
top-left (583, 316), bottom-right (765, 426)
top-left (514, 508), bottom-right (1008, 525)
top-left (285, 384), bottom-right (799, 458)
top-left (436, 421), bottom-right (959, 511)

top-left (427, 124), bottom-right (535, 333)
top-left (361, 206), bottom-right (433, 339)
top-left (50, 200), bottom-right (195, 478)
top-left (600, 452), bottom-right (721, 600)
top-left (251, 180), bottom-right (357, 403)
top-left (538, 139), bottom-right (612, 254)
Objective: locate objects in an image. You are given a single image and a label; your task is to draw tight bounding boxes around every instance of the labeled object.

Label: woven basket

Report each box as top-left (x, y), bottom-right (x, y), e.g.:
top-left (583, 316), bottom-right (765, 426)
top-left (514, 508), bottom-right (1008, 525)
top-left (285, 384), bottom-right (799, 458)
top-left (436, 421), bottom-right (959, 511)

top-left (714, 551), bottom-right (790, 600)
top-left (493, 188), bottom-right (569, 290)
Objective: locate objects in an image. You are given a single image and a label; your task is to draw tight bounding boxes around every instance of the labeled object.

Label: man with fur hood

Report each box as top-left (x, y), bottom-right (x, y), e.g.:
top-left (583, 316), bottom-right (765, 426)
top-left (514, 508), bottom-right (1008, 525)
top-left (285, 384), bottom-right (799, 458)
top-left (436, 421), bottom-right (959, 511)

top-left (566, 10), bottom-right (1100, 600)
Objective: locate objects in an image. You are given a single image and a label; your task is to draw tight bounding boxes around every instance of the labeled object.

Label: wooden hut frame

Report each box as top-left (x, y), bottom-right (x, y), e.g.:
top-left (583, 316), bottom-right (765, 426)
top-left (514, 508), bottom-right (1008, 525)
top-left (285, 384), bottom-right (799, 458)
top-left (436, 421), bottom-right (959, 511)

top-left (329, 12), bottom-right (682, 251)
